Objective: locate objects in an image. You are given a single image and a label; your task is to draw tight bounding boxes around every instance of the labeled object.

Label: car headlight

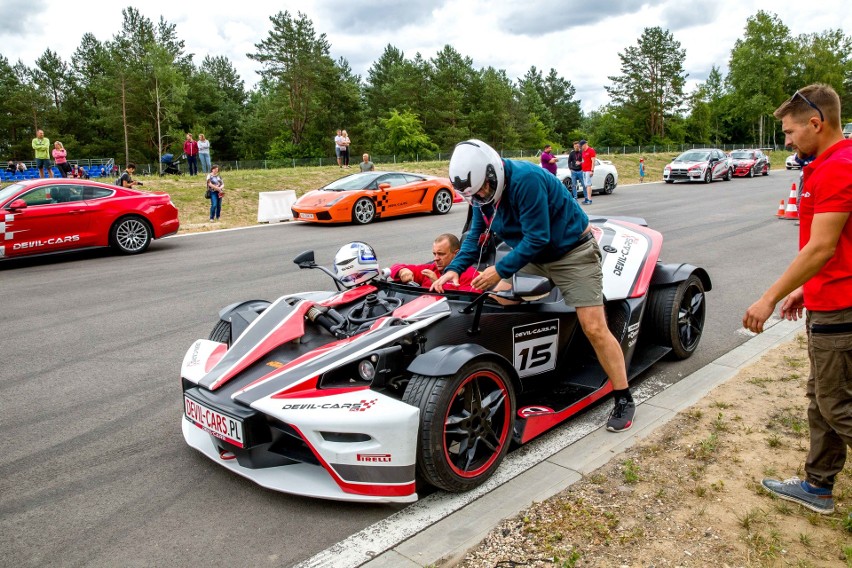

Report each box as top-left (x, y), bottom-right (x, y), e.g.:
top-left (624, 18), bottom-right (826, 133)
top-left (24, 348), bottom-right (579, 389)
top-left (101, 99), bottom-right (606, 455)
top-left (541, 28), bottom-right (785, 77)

top-left (325, 195), bottom-right (347, 207)
top-left (319, 344), bottom-right (404, 389)
top-left (358, 358), bottom-right (377, 381)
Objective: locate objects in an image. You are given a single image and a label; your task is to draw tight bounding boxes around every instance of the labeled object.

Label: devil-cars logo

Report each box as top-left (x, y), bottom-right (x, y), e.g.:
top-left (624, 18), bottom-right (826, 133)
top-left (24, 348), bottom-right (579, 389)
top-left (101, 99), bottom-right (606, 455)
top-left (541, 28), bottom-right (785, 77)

top-left (281, 398), bottom-right (378, 412)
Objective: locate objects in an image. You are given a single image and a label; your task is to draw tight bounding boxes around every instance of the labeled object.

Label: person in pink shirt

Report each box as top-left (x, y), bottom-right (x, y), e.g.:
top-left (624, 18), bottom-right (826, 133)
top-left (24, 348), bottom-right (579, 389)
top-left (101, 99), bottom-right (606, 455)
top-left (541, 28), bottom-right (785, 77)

top-left (540, 144), bottom-right (557, 175)
top-left (184, 133), bottom-right (199, 176)
top-left (52, 141), bottom-right (72, 178)
top-left (390, 233), bottom-right (481, 292)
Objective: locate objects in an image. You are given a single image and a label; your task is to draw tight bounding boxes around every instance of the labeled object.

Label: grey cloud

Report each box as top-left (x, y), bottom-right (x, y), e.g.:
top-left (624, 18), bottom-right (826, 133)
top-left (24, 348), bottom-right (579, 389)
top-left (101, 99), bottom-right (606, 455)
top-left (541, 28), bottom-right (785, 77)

top-left (500, 0), bottom-right (667, 35)
top-left (659, 0), bottom-right (721, 31)
top-left (320, 0), bottom-right (448, 33)
top-left (0, 0), bottom-right (34, 38)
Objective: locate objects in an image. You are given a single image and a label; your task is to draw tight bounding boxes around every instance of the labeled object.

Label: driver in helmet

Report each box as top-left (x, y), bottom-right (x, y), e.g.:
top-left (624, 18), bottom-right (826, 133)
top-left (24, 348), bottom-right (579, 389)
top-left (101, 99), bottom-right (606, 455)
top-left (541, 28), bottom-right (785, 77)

top-left (389, 233), bottom-right (481, 292)
top-left (431, 139), bottom-right (636, 433)
top-left (334, 241), bottom-right (380, 287)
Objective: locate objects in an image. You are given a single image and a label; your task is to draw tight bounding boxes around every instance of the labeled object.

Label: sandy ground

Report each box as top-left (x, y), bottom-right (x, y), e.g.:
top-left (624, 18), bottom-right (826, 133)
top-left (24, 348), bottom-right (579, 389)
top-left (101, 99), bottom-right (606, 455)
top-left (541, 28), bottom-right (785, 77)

top-left (457, 335), bottom-right (852, 567)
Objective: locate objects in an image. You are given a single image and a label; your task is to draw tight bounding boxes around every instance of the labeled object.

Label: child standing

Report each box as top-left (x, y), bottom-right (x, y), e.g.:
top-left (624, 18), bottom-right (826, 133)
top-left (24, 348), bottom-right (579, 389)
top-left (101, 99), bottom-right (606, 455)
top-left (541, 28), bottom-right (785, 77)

top-left (639, 158), bottom-right (646, 183)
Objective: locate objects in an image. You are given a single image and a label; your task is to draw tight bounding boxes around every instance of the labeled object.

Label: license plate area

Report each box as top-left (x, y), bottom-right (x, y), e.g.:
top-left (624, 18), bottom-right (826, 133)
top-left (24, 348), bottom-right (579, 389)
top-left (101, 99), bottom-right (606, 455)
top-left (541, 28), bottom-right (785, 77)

top-left (184, 395), bottom-right (245, 448)
top-left (299, 213), bottom-right (315, 219)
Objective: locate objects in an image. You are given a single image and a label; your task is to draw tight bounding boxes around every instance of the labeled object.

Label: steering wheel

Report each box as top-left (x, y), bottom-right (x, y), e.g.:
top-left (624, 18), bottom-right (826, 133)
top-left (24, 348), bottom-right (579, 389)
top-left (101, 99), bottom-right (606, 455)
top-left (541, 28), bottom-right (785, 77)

top-left (347, 293), bottom-right (403, 324)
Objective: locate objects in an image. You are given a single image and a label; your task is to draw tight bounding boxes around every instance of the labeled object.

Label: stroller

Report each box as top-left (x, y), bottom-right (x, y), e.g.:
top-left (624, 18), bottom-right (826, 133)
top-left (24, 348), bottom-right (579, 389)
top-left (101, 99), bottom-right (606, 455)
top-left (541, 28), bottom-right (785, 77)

top-left (160, 153), bottom-right (182, 175)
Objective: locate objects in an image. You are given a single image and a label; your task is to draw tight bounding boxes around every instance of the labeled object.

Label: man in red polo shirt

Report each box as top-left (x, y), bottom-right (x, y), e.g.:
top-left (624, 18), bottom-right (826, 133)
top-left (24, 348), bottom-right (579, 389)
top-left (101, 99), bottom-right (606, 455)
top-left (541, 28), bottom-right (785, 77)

top-left (390, 233), bottom-right (480, 292)
top-left (743, 83), bottom-right (852, 516)
top-left (580, 139), bottom-right (596, 204)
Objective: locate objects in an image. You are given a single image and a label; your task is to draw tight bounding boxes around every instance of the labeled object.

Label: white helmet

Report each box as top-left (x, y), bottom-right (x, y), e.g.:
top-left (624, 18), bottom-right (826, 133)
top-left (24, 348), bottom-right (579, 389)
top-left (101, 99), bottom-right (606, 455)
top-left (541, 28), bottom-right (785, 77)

top-left (449, 139), bottom-right (505, 206)
top-left (333, 242), bottom-right (379, 287)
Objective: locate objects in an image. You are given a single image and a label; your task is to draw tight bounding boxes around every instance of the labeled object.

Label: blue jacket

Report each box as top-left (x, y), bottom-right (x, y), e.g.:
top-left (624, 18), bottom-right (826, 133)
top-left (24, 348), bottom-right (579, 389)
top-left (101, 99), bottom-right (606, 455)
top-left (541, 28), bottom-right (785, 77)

top-left (447, 159), bottom-right (590, 278)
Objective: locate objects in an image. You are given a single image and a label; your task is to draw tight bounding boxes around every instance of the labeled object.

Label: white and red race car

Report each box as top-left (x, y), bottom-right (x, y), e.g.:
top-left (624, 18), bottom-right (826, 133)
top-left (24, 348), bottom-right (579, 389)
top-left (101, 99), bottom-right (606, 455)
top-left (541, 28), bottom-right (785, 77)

top-left (180, 217), bottom-right (711, 503)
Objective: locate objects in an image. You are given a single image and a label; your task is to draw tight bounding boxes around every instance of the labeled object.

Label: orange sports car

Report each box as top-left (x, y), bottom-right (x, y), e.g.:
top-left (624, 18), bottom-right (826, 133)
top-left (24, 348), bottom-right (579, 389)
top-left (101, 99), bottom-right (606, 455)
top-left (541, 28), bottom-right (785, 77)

top-left (291, 171), bottom-right (458, 224)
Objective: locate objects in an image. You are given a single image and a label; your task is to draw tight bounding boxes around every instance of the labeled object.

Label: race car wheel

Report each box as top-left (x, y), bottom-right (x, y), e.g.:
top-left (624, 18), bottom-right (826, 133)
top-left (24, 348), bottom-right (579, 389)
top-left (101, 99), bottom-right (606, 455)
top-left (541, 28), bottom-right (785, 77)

top-left (209, 319), bottom-right (231, 345)
top-left (763, 165), bottom-right (769, 176)
top-left (645, 274), bottom-right (706, 360)
top-left (432, 189), bottom-right (453, 214)
top-left (665, 180), bottom-right (674, 184)
top-left (403, 361), bottom-right (515, 492)
top-left (703, 169), bottom-right (712, 184)
top-left (352, 197), bottom-right (376, 224)
top-left (110, 215), bottom-right (152, 254)
top-left (603, 174), bottom-right (615, 194)
top-left (724, 168), bottom-right (732, 181)
top-left (748, 166), bottom-right (755, 178)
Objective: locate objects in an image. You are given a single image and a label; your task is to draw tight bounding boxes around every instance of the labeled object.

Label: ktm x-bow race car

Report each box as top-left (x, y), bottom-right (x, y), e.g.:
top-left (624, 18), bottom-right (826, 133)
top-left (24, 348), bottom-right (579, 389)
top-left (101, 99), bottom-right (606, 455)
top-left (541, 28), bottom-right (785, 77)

top-left (180, 217), bottom-right (711, 503)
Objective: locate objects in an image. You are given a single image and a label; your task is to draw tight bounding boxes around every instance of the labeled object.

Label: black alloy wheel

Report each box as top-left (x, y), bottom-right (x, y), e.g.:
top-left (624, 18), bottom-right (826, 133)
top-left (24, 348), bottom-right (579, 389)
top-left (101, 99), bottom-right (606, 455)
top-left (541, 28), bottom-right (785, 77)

top-left (403, 361), bottom-right (515, 492)
top-left (644, 274), bottom-right (707, 360)
top-left (603, 174), bottom-right (615, 194)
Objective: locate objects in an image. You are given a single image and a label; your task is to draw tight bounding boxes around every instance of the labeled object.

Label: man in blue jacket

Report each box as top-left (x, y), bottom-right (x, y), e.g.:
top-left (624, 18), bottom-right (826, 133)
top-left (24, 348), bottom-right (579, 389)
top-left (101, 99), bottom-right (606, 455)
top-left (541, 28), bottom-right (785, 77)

top-left (431, 139), bottom-right (635, 432)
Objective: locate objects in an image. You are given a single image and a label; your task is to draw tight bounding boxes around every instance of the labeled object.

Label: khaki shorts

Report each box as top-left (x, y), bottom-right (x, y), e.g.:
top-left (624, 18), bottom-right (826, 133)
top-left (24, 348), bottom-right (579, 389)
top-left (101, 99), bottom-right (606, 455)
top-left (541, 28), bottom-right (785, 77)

top-left (517, 238), bottom-right (603, 307)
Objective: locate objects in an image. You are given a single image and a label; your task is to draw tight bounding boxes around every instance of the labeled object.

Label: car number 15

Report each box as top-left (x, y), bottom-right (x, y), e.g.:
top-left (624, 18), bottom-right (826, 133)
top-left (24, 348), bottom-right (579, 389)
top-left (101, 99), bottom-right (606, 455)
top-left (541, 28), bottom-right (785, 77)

top-left (512, 320), bottom-right (559, 378)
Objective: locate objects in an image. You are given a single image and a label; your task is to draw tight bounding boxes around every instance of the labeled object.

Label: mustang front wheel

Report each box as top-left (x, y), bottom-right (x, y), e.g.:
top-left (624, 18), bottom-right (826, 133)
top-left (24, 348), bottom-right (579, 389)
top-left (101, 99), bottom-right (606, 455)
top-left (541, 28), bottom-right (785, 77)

top-left (645, 274), bottom-right (706, 359)
top-left (403, 362), bottom-right (515, 492)
top-left (432, 188), bottom-right (453, 214)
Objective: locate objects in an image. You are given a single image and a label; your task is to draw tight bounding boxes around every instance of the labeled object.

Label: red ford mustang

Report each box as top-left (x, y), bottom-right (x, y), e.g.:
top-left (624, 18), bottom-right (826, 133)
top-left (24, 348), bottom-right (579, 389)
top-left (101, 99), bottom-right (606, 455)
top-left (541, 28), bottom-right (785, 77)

top-left (0, 179), bottom-right (179, 260)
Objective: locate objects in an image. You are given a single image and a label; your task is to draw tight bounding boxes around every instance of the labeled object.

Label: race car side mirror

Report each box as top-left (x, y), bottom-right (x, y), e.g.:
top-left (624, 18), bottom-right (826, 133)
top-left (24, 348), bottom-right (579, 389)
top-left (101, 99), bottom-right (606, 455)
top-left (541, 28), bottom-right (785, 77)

top-left (378, 183), bottom-right (391, 191)
top-left (293, 250), bottom-right (316, 268)
top-left (7, 199), bottom-right (27, 211)
top-left (509, 273), bottom-right (553, 301)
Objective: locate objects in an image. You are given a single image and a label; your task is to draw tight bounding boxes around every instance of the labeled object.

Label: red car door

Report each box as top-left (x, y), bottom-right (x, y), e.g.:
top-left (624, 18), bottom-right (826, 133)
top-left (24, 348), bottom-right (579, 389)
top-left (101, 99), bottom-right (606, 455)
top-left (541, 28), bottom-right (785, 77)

top-left (2, 184), bottom-right (94, 258)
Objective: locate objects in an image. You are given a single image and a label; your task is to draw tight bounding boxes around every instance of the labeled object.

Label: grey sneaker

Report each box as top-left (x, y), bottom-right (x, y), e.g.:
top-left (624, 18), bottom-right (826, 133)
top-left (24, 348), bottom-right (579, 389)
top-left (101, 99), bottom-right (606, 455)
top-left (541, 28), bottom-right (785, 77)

top-left (761, 477), bottom-right (834, 514)
top-left (606, 398), bottom-right (635, 432)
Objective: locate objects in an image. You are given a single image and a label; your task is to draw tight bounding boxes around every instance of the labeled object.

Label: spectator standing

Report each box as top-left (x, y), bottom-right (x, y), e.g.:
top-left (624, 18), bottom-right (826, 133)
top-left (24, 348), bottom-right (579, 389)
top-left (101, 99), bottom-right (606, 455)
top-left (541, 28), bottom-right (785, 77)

top-left (567, 141), bottom-right (585, 200)
top-left (207, 164), bottom-right (225, 221)
top-left (334, 129), bottom-right (344, 167)
top-left (32, 130), bottom-right (52, 178)
top-left (743, 84), bottom-right (852, 516)
top-left (6, 160), bottom-right (15, 173)
top-left (340, 130), bottom-right (351, 168)
top-left (118, 163), bottom-right (142, 188)
top-left (540, 144), bottom-right (558, 175)
top-left (197, 134), bottom-right (211, 174)
top-left (434, 139), bottom-right (636, 433)
top-left (580, 139), bottom-right (596, 204)
top-left (359, 153), bottom-right (375, 172)
top-left (184, 133), bottom-right (199, 176)
top-left (52, 141), bottom-right (72, 178)
top-left (639, 158), bottom-right (646, 183)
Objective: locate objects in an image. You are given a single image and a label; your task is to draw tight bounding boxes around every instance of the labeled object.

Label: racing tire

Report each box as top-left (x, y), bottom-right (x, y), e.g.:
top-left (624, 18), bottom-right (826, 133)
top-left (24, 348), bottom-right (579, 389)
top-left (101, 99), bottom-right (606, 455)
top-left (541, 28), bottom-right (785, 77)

top-left (645, 274), bottom-right (706, 360)
top-left (209, 319), bottom-right (231, 345)
top-left (110, 215), bottom-right (152, 254)
top-left (403, 362), bottom-right (515, 492)
top-left (723, 168), bottom-right (732, 181)
top-left (603, 174), bottom-right (615, 194)
top-left (352, 197), bottom-right (376, 224)
top-left (748, 166), bottom-right (755, 178)
top-left (763, 165), bottom-right (769, 176)
top-left (665, 180), bottom-right (674, 184)
top-left (432, 188), bottom-right (453, 215)
top-left (703, 169), bottom-right (712, 184)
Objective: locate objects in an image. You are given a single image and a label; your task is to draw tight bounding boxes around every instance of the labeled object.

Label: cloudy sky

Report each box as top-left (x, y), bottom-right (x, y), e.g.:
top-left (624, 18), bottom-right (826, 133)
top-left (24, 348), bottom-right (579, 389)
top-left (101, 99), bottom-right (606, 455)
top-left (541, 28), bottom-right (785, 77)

top-left (1, 0), bottom-right (849, 112)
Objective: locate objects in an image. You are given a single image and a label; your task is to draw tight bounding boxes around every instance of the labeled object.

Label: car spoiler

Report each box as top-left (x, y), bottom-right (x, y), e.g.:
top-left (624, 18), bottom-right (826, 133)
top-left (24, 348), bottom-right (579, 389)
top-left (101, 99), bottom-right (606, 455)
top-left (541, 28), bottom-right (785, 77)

top-left (588, 215), bottom-right (648, 227)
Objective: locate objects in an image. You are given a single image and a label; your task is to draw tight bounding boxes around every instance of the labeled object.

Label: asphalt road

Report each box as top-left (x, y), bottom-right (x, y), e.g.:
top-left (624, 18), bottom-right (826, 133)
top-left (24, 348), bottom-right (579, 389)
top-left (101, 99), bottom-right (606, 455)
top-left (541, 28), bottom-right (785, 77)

top-left (0, 168), bottom-right (803, 567)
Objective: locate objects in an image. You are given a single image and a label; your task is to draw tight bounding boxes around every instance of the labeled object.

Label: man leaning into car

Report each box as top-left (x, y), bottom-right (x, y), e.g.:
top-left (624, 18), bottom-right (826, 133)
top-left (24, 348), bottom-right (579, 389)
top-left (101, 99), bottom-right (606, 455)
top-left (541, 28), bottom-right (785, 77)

top-left (432, 139), bottom-right (636, 433)
top-left (744, 83), bottom-right (852, 517)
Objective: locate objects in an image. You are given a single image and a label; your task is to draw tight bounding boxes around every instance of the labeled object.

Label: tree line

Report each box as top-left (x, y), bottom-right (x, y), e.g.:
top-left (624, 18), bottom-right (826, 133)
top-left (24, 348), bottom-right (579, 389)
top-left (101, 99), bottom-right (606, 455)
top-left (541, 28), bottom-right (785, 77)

top-left (1, 8), bottom-right (849, 166)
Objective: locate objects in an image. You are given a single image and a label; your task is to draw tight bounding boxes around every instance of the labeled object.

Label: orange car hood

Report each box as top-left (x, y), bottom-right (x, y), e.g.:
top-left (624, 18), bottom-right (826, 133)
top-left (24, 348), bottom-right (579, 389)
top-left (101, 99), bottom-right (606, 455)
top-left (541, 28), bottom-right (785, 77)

top-left (296, 190), bottom-right (353, 207)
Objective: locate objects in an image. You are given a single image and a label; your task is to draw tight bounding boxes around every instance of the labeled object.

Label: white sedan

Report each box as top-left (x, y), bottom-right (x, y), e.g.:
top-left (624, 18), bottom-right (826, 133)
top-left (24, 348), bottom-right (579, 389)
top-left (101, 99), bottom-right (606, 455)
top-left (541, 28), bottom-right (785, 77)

top-left (546, 155), bottom-right (619, 197)
top-left (785, 154), bottom-right (802, 170)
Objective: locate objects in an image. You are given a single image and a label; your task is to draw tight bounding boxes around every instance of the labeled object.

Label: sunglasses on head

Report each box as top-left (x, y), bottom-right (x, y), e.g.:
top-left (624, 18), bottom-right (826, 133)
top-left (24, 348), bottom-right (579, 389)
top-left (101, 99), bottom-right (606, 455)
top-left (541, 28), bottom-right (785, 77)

top-left (790, 91), bottom-right (824, 122)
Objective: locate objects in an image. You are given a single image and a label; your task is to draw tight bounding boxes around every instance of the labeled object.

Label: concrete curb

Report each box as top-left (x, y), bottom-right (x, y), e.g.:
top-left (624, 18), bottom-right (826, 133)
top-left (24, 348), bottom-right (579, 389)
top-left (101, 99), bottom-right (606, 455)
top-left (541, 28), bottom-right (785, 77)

top-left (361, 318), bottom-right (805, 568)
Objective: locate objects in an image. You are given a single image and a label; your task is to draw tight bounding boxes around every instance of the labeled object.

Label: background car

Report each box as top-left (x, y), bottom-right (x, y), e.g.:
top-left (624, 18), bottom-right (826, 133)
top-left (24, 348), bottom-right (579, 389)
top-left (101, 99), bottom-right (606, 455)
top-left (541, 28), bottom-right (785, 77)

top-left (843, 122), bottom-right (852, 139)
top-left (291, 171), bottom-right (455, 225)
top-left (785, 154), bottom-right (803, 169)
top-left (549, 155), bottom-right (619, 196)
top-left (730, 149), bottom-right (770, 177)
top-left (663, 149), bottom-right (731, 183)
top-left (0, 178), bottom-right (179, 260)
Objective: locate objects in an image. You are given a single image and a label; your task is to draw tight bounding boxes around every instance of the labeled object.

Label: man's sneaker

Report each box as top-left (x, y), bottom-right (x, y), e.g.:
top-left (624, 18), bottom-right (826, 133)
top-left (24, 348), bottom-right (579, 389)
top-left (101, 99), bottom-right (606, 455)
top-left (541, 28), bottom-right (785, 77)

top-left (606, 398), bottom-right (635, 432)
top-left (761, 477), bottom-right (834, 514)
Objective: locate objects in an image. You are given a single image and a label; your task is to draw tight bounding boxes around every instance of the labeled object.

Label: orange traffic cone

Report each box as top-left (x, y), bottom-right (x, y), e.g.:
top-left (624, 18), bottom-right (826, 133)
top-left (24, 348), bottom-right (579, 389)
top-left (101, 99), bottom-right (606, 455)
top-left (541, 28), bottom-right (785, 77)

top-left (776, 199), bottom-right (786, 218)
top-left (784, 183), bottom-right (799, 220)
